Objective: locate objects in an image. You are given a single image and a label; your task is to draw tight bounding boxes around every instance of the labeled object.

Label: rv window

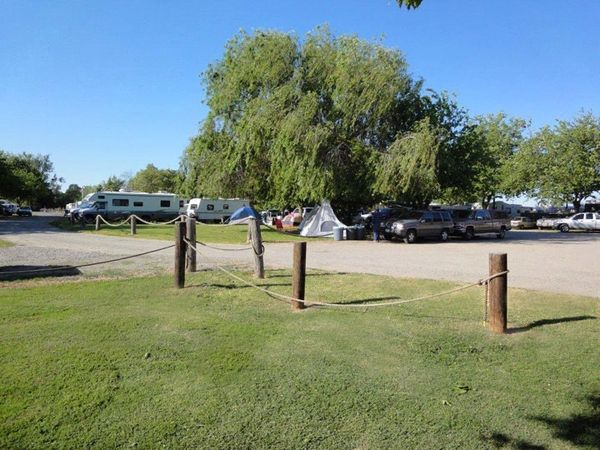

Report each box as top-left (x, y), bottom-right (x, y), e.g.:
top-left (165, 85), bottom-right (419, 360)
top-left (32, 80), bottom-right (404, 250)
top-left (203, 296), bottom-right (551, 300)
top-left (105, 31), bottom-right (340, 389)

top-left (207, 204), bottom-right (214, 211)
top-left (160, 200), bottom-right (170, 207)
top-left (134, 201), bottom-right (143, 207)
top-left (98, 195), bottom-right (105, 199)
top-left (112, 199), bottom-right (129, 207)
top-left (223, 204), bottom-right (229, 210)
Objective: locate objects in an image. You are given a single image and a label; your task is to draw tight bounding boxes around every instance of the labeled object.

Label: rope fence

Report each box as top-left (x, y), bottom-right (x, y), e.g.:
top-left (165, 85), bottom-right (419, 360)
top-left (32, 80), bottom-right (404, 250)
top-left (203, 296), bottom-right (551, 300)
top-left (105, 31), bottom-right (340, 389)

top-left (0, 244), bottom-right (175, 276)
top-left (5, 215), bottom-right (510, 333)
top-left (184, 237), bottom-right (507, 310)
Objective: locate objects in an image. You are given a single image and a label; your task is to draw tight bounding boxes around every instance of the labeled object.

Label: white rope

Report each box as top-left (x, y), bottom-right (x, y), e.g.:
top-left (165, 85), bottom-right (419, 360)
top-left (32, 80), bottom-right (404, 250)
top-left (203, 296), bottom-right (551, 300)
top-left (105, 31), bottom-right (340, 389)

top-left (131, 214), bottom-right (187, 225)
top-left (184, 238), bottom-right (509, 309)
top-left (97, 215), bottom-right (131, 227)
top-left (195, 240), bottom-right (253, 252)
top-left (0, 244), bottom-right (175, 275)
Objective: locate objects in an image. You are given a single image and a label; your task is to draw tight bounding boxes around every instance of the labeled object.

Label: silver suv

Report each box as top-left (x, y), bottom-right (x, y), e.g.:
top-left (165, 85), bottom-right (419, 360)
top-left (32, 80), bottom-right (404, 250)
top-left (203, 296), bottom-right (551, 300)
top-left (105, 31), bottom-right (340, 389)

top-left (385, 210), bottom-right (454, 244)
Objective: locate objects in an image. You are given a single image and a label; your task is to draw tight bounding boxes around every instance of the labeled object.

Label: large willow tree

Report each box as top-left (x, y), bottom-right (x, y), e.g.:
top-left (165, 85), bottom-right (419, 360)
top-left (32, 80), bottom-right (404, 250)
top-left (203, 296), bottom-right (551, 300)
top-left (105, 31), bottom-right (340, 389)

top-left (180, 27), bottom-right (427, 209)
top-left (180, 27), bottom-right (485, 210)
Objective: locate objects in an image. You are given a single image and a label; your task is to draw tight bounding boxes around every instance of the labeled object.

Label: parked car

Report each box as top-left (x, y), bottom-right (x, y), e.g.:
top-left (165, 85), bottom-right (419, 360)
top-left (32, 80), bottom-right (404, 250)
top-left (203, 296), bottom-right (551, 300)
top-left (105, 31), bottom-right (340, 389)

top-left (2, 203), bottom-right (18, 215)
top-left (536, 217), bottom-right (558, 229)
top-left (385, 210), bottom-right (454, 243)
top-left (553, 212), bottom-right (600, 232)
top-left (510, 216), bottom-right (536, 229)
top-left (454, 209), bottom-right (511, 239)
top-left (17, 206), bottom-right (33, 217)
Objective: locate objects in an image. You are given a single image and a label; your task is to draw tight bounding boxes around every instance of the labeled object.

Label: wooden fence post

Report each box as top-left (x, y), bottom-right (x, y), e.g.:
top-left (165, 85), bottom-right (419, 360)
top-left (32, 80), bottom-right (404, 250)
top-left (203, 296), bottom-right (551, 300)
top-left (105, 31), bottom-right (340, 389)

top-left (488, 253), bottom-right (508, 333)
top-left (291, 242), bottom-right (307, 311)
top-left (130, 215), bottom-right (137, 235)
top-left (186, 217), bottom-right (197, 272)
top-left (174, 221), bottom-right (187, 288)
top-left (249, 218), bottom-right (265, 279)
top-left (95, 215), bottom-right (100, 231)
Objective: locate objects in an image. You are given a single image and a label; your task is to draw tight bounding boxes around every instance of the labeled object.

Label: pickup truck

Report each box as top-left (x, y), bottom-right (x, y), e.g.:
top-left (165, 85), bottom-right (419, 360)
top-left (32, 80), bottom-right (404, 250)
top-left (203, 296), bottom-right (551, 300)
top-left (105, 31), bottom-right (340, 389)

top-left (454, 209), bottom-right (511, 240)
top-left (553, 212), bottom-right (600, 232)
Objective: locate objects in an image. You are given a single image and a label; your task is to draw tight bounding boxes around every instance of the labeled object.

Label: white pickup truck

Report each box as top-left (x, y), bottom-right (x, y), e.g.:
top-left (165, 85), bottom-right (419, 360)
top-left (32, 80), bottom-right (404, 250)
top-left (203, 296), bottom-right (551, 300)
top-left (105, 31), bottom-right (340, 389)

top-left (553, 212), bottom-right (600, 232)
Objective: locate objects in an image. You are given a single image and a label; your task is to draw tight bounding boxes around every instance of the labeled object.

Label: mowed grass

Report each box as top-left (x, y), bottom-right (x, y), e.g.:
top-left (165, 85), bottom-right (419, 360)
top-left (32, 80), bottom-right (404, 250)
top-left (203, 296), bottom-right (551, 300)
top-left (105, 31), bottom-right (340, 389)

top-left (1, 271), bottom-right (598, 449)
top-left (51, 219), bottom-right (323, 244)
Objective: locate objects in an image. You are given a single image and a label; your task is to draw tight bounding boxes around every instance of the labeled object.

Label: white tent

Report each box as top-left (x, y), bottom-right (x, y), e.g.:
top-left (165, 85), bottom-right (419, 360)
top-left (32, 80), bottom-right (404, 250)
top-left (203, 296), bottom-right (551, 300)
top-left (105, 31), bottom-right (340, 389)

top-left (299, 201), bottom-right (346, 237)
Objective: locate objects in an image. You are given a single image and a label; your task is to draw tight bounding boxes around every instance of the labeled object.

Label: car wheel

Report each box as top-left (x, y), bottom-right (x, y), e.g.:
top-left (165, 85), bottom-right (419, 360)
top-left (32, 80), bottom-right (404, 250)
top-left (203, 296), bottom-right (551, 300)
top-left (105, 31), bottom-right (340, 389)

top-left (559, 224), bottom-right (569, 233)
top-left (464, 227), bottom-right (475, 240)
top-left (404, 229), bottom-right (417, 244)
top-left (440, 229), bottom-right (449, 242)
top-left (496, 228), bottom-right (506, 239)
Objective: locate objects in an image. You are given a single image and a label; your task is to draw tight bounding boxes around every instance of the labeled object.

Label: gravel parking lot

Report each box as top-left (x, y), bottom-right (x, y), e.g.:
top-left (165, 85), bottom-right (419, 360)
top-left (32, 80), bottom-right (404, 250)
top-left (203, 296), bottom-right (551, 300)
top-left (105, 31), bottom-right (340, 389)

top-left (1, 213), bottom-right (599, 298)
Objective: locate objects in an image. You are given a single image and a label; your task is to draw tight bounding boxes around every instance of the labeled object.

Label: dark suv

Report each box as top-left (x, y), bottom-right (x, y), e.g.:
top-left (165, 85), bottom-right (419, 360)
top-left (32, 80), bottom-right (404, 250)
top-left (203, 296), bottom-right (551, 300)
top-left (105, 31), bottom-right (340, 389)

top-left (385, 210), bottom-right (454, 243)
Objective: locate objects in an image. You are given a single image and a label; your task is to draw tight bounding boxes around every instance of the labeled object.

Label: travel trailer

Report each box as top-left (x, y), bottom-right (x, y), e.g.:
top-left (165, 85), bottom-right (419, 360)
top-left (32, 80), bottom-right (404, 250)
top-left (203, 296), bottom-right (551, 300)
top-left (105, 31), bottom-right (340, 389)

top-left (185, 198), bottom-right (249, 222)
top-left (72, 191), bottom-right (183, 222)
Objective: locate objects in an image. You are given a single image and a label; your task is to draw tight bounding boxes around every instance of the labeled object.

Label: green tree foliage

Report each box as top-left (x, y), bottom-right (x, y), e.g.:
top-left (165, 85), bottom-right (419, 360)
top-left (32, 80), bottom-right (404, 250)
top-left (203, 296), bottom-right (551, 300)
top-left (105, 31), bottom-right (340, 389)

top-left (466, 113), bottom-right (528, 207)
top-left (396, 0), bottom-right (423, 9)
top-left (181, 27), bottom-right (435, 209)
top-left (60, 184), bottom-right (83, 204)
top-left (375, 118), bottom-right (441, 207)
top-left (101, 175), bottom-right (127, 192)
top-left (507, 112), bottom-right (600, 210)
top-left (129, 164), bottom-right (178, 193)
top-left (0, 151), bottom-right (64, 207)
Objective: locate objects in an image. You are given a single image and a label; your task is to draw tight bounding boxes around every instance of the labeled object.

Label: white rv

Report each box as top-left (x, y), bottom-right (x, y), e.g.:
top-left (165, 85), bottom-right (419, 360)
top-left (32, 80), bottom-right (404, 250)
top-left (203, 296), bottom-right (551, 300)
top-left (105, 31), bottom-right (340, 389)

top-left (185, 198), bottom-right (249, 222)
top-left (74, 191), bottom-right (183, 222)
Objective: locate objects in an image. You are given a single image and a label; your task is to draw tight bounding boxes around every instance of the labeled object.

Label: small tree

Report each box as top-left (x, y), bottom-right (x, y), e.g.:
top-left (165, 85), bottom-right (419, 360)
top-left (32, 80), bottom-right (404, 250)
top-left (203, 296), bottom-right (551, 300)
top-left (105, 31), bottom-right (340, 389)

top-left (507, 112), bottom-right (600, 210)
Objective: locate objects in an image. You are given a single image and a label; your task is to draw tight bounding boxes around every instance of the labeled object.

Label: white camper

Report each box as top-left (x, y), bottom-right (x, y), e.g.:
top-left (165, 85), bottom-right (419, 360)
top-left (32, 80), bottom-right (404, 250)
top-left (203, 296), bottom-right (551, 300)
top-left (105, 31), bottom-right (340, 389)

top-left (185, 198), bottom-right (249, 222)
top-left (75, 191), bottom-right (183, 222)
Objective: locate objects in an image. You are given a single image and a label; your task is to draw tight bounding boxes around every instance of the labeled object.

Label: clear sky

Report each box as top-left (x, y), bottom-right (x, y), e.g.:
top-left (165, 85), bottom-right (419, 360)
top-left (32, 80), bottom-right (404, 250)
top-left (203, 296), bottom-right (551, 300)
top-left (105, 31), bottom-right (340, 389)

top-left (1, 0), bottom-right (599, 190)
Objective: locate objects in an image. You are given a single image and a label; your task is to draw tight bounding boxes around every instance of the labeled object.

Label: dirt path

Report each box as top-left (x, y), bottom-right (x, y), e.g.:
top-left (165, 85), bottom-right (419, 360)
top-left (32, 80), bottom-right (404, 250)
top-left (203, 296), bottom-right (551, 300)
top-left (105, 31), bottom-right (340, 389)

top-left (1, 214), bottom-right (599, 298)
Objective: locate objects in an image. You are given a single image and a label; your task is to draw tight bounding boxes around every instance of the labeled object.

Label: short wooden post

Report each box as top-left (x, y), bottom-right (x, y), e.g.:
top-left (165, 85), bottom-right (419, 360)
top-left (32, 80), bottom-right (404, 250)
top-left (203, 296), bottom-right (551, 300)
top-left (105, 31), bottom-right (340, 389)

top-left (249, 218), bottom-right (265, 279)
top-left (291, 242), bottom-right (307, 310)
top-left (95, 215), bottom-right (100, 231)
top-left (488, 253), bottom-right (508, 333)
top-left (174, 221), bottom-right (186, 288)
top-left (130, 215), bottom-right (137, 235)
top-left (186, 217), bottom-right (197, 272)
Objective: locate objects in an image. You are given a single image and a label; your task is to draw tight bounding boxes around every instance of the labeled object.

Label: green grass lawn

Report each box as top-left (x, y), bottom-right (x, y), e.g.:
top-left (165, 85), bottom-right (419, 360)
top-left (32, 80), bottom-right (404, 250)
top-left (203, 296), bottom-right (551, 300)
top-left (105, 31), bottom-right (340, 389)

top-left (51, 218), bottom-right (323, 244)
top-left (1, 271), bottom-right (598, 449)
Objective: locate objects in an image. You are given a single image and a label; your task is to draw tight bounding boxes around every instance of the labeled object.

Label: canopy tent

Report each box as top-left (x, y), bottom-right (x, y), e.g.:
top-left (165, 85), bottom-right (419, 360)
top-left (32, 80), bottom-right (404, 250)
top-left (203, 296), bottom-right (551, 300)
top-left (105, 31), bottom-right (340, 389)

top-left (299, 201), bottom-right (346, 237)
top-left (228, 206), bottom-right (261, 225)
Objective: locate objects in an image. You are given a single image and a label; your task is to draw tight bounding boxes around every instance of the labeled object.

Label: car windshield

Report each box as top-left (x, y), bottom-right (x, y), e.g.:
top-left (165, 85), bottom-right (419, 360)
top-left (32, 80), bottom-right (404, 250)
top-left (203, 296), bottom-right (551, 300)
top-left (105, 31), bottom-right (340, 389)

top-left (79, 202), bottom-right (93, 209)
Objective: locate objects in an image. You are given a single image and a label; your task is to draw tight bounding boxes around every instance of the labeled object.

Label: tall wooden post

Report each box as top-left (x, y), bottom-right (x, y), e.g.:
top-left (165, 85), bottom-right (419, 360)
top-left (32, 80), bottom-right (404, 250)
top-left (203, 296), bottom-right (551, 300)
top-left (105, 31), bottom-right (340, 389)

top-left (249, 218), bottom-right (265, 279)
top-left (174, 221), bottom-right (186, 288)
top-left (95, 215), bottom-right (100, 231)
top-left (291, 242), bottom-right (307, 311)
top-left (186, 217), bottom-right (197, 272)
top-left (488, 253), bottom-right (508, 333)
top-left (130, 215), bottom-right (137, 235)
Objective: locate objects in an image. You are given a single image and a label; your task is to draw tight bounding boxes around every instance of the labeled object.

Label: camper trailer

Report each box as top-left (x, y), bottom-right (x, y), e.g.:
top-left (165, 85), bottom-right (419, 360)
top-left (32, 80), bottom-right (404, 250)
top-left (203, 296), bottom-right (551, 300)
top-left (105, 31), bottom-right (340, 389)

top-left (73, 191), bottom-right (183, 222)
top-left (185, 198), bottom-right (249, 222)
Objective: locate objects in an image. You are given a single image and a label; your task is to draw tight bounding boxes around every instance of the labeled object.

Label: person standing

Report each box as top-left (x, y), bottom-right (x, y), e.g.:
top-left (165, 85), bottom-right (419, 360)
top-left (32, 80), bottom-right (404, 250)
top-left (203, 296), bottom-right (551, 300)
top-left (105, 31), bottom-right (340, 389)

top-left (371, 209), bottom-right (383, 242)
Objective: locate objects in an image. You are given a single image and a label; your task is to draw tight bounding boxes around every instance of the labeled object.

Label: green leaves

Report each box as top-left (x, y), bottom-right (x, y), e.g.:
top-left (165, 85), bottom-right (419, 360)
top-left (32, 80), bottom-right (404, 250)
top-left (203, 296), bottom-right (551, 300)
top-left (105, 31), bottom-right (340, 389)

top-left (509, 112), bottom-right (600, 209)
top-left (182, 27), bottom-right (420, 209)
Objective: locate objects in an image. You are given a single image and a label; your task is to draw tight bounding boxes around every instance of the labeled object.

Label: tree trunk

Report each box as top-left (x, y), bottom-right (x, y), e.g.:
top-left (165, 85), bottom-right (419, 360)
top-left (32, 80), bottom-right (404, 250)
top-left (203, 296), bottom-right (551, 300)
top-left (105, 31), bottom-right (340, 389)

top-left (573, 198), bottom-right (581, 212)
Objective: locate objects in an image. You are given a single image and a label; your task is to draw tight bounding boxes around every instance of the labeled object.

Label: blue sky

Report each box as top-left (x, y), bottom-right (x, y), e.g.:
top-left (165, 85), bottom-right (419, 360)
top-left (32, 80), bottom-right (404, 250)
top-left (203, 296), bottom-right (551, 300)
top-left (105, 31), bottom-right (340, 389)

top-left (1, 0), bottom-right (599, 190)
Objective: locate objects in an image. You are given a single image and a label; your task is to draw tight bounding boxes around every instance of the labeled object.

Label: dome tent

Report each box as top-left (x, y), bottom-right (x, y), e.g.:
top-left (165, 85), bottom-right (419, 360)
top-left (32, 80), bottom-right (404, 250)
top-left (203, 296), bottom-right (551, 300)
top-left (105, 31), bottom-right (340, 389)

top-left (299, 201), bottom-right (346, 237)
top-left (228, 206), bottom-right (261, 225)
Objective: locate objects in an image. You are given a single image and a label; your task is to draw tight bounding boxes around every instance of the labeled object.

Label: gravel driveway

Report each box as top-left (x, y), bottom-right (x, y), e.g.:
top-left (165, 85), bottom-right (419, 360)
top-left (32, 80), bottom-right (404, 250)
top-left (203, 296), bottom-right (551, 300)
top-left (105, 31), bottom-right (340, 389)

top-left (1, 213), bottom-right (599, 298)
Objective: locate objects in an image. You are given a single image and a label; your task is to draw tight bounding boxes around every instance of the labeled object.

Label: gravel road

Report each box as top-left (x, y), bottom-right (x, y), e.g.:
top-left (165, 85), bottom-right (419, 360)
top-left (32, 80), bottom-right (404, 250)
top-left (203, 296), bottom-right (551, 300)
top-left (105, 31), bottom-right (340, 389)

top-left (1, 213), bottom-right (599, 298)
